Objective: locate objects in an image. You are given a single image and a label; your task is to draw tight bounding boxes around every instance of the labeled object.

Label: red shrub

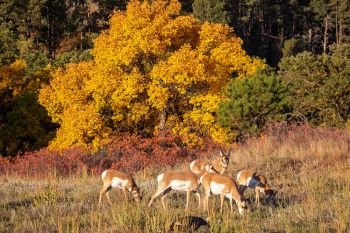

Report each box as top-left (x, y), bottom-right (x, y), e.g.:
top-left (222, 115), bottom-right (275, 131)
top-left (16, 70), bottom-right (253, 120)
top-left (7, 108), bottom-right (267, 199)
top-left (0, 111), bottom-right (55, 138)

top-left (0, 132), bottom-right (222, 177)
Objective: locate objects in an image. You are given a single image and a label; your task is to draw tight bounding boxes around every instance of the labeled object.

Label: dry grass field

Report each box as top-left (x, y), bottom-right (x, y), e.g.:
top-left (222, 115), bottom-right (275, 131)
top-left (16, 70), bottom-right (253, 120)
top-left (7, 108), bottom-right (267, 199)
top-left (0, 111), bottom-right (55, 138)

top-left (1, 127), bottom-right (350, 233)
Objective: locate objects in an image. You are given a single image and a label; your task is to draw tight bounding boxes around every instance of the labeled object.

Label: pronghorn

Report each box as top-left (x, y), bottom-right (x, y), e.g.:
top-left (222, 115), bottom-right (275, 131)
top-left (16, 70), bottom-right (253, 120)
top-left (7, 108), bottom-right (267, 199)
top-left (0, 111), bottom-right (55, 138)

top-left (99, 169), bottom-right (142, 205)
top-left (190, 149), bottom-right (230, 174)
top-left (148, 163), bottom-right (214, 211)
top-left (236, 169), bottom-right (277, 206)
top-left (201, 173), bottom-right (247, 215)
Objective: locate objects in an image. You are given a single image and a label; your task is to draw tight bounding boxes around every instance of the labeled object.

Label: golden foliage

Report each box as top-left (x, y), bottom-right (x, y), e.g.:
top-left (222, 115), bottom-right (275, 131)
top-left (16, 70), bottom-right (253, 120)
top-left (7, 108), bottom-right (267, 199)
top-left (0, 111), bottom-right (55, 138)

top-left (39, 0), bottom-right (264, 148)
top-left (0, 59), bottom-right (27, 97)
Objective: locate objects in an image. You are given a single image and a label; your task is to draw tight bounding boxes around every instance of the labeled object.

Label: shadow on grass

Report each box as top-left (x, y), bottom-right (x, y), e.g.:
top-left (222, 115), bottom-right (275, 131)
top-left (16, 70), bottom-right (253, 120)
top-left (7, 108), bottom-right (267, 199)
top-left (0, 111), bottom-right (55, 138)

top-left (243, 193), bottom-right (303, 212)
top-left (3, 198), bottom-right (34, 210)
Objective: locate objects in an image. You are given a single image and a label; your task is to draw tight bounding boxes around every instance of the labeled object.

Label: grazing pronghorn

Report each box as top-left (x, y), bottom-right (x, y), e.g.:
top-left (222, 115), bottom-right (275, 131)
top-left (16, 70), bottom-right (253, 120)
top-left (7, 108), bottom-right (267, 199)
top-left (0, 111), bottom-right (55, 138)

top-left (190, 150), bottom-right (230, 174)
top-left (201, 173), bottom-right (247, 215)
top-left (236, 169), bottom-right (277, 206)
top-left (148, 163), bottom-right (214, 211)
top-left (99, 169), bottom-right (142, 205)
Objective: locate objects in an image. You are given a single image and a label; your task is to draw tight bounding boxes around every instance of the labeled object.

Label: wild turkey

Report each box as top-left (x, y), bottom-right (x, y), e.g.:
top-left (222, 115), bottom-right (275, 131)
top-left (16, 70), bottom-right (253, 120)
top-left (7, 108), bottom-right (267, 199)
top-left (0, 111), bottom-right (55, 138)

top-left (169, 216), bottom-right (209, 232)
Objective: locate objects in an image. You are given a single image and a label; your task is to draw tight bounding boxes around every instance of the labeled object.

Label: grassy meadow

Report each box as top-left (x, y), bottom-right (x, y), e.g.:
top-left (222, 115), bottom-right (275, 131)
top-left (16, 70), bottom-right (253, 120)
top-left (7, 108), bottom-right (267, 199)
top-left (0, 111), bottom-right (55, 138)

top-left (1, 127), bottom-right (350, 233)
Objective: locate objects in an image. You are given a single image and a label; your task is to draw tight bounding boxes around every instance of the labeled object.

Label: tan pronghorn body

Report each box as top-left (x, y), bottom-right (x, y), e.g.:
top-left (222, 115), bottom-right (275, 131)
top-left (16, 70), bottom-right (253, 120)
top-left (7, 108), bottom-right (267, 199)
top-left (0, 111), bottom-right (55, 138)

top-left (190, 150), bottom-right (230, 174)
top-left (201, 173), bottom-right (247, 215)
top-left (99, 169), bottom-right (141, 205)
top-left (148, 164), bottom-right (213, 211)
top-left (236, 169), bottom-right (277, 206)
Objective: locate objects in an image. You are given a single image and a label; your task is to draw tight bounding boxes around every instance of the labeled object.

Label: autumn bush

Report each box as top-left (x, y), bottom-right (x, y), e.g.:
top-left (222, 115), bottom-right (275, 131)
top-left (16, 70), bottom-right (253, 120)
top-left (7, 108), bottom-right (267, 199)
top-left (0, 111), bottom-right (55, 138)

top-left (0, 132), bottom-right (222, 177)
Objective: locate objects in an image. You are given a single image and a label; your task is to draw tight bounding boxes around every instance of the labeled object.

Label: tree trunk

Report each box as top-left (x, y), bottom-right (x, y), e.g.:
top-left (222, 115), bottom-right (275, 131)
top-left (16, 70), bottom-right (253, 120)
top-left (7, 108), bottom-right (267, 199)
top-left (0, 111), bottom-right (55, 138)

top-left (308, 28), bottom-right (313, 52)
top-left (158, 109), bottom-right (167, 134)
top-left (339, 17), bottom-right (343, 44)
top-left (323, 15), bottom-right (329, 54)
top-left (336, 3), bottom-right (339, 46)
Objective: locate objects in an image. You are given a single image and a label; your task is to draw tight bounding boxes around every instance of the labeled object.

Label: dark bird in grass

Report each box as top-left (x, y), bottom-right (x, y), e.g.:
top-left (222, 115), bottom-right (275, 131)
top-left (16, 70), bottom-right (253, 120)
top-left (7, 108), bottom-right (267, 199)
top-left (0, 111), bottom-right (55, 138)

top-left (169, 216), bottom-right (209, 232)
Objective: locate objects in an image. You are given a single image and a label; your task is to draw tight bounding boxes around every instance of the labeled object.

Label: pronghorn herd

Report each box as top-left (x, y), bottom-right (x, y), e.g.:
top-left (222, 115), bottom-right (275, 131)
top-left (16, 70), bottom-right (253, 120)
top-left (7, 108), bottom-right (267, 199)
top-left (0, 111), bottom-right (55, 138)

top-left (99, 149), bottom-right (277, 216)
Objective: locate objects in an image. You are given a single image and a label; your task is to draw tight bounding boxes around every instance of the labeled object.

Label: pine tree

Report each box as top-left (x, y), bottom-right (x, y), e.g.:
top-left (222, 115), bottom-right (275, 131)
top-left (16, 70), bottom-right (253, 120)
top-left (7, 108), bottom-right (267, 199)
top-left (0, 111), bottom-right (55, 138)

top-left (192, 0), bottom-right (231, 24)
top-left (218, 68), bottom-right (289, 138)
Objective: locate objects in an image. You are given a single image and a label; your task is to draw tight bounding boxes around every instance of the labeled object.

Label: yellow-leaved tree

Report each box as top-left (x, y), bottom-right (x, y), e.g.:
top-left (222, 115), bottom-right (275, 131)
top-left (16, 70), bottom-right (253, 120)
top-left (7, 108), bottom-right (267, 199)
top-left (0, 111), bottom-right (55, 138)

top-left (39, 0), bottom-right (264, 148)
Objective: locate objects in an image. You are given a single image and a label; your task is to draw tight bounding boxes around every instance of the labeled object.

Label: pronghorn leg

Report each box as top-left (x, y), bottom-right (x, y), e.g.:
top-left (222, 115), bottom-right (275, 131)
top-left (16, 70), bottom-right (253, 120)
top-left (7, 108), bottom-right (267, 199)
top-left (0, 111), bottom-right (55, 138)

top-left (193, 191), bottom-right (201, 210)
top-left (204, 189), bottom-right (211, 215)
top-left (99, 185), bottom-right (111, 206)
top-left (148, 187), bottom-right (171, 208)
top-left (106, 190), bottom-right (113, 206)
top-left (220, 194), bottom-right (225, 214)
top-left (185, 190), bottom-right (191, 212)
top-left (148, 187), bottom-right (164, 207)
top-left (122, 186), bottom-right (128, 203)
top-left (161, 192), bottom-right (170, 210)
top-left (148, 188), bottom-right (163, 207)
top-left (98, 187), bottom-right (106, 205)
top-left (255, 188), bottom-right (260, 206)
top-left (229, 198), bottom-right (233, 212)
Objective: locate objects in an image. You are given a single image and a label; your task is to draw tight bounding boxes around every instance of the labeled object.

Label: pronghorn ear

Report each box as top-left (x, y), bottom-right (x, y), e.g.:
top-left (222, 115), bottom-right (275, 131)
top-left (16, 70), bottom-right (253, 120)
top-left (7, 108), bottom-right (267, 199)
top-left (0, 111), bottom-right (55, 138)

top-left (219, 149), bottom-right (225, 157)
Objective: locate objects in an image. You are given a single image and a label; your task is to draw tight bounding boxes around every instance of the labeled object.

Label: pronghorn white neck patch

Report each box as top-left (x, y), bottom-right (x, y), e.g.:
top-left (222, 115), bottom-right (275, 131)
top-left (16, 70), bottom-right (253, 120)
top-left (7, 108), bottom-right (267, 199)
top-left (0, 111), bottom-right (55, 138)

top-left (111, 177), bottom-right (127, 189)
top-left (220, 161), bottom-right (227, 168)
top-left (225, 193), bottom-right (233, 199)
top-left (170, 180), bottom-right (191, 191)
top-left (210, 182), bottom-right (225, 195)
top-left (246, 177), bottom-right (261, 188)
top-left (190, 160), bottom-right (196, 171)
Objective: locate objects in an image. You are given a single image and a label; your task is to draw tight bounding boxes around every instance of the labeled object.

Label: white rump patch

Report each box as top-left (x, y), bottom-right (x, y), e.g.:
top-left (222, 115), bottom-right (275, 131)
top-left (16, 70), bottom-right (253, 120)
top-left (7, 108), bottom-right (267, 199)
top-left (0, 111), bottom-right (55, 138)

top-left (210, 182), bottom-right (225, 195)
top-left (246, 177), bottom-right (261, 188)
top-left (111, 177), bottom-right (127, 189)
top-left (101, 170), bottom-right (108, 180)
top-left (157, 173), bottom-right (164, 183)
top-left (236, 171), bottom-right (242, 182)
top-left (170, 180), bottom-right (191, 191)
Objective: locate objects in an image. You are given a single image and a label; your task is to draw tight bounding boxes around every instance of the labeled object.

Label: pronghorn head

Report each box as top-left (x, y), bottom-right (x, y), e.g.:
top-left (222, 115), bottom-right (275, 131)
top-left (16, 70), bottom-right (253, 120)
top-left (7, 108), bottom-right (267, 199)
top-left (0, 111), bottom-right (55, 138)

top-left (265, 189), bottom-right (277, 204)
top-left (203, 162), bottom-right (216, 173)
top-left (219, 149), bottom-right (230, 168)
top-left (236, 197), bottom-right (248, 215)
top-left (133, 186), bottom-right (142, 203)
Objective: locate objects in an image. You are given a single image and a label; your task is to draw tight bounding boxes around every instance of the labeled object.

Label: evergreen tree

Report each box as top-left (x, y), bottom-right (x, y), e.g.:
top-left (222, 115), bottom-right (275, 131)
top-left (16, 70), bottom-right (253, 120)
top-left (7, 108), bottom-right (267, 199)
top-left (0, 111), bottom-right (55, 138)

top-left (0, 22), bottom-right (18, 64)
top-left (279, 44), bottom-right (350, 126)
top-left (192, 0), bottom-right (231, 24)
top-left (218, 68), bottom-right (290, 138)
